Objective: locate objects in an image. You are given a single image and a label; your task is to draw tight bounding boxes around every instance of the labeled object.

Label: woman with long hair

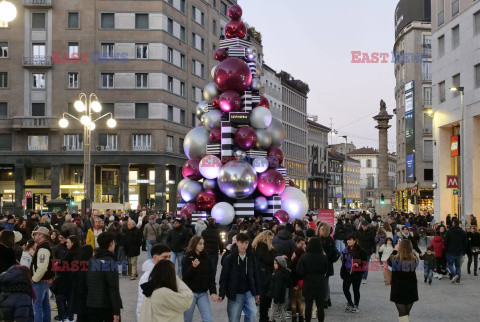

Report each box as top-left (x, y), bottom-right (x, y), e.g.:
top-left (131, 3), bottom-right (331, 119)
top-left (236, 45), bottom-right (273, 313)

top-left (140, 260), bottom-right (193, 322)
top-left (50, 229), bottom-right (60, 246)
top-left (69, 245), bottom-right (93, 322)
top-left (252, 230), bottom-right (276, 322)
top-left (317, 222), bottom-right (336, 309)
top-left (466, 225), bottom-right (480, 276)
top-left (181, 236), bottom-right (217, 322)
top-left (386, 240), bottom-right (419, 321)
top-left (383, 222), bottom-right (393, 239)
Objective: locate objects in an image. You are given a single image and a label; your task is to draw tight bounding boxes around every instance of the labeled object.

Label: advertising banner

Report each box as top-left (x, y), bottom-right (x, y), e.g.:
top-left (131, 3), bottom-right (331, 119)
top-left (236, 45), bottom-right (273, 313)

top-left (318, 209), bottom-right (335, 236)
top-left (450, 136), bottom-right (459, 157)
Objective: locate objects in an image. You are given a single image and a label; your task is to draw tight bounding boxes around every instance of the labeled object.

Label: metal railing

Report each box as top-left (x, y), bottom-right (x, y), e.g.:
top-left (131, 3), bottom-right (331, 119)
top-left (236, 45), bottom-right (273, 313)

top-left (23, 0), bottom-right (52, 6)
top-left (22, 56), bottom-right (52, 67)
top-left (13, 117), bottom-right (56, 128)
top-left (422, 73), bottom-right (432, 81)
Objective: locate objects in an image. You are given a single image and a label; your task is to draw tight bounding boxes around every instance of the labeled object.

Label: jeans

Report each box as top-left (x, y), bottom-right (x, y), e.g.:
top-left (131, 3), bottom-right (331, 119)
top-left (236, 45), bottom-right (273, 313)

top-left (335, 239), bottom-right (345, 253)
top-left (362, 255), bottom-right (371, 280)
top-left (424, 268), bottom-right (434, 283)
top-left (184, 292), bottom-right (213, 322)
top-left (56, 294), bottom-right (73, 321)
top-left (33, 281), bottom-right (51, 322)
top-left (146, 240), bottom-right (156, 259)
top-left (171, 251), bottom-right (185, 276)
top-left (117, 246), bottom-right (128, 275)
top-left (447, 253), bottom-right (463, 277)
top-left (227, 291), bottom-right (257, 322)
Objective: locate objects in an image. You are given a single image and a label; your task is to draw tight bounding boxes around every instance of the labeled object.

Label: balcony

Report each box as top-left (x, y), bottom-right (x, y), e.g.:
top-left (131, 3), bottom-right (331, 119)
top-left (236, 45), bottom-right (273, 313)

top-left (23, 56), bottom-right (52, 68)
top-left (12, 117), bottom-right (57, 130)
top-left (23, 0), bottom-right (52, 8)
top-left (422, 73), bottom-right (432, 82)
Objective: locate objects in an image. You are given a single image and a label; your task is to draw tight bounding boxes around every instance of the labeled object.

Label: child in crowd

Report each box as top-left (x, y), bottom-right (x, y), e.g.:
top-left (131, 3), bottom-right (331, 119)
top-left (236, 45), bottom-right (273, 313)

top-left (393, 228), bottom-right (401, 245)
top-left (420, 247), bottom-right (437, 285)
top-left (290, 247), bottom-right (305, 322)
top-left (378, 237), bottom-right (395, 263)
top-left (268, 256), bottom-right (291, 322)
top-left (430, 231), bottom-right (446, 278)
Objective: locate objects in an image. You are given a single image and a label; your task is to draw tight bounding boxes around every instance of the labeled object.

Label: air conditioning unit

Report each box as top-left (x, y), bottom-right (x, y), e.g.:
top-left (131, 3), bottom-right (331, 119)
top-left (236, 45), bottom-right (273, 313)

top-left (62, 146), bottom-right (67, 151)
top-left (423, 128), bottom-right (432, 134)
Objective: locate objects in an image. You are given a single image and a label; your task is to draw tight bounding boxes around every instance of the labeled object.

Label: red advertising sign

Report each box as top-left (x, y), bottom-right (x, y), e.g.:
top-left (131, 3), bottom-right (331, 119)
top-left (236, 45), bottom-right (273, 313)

top-left (25, 191), bottom-right (32, 198)
top-left (411, 185), bottom-right (418, 196)
top-left (446, 175), bottom-right (459, 188)
top-left (318, 209), bottom-right (335, 236)
top-left (451, 136), bottom-right (459, 157)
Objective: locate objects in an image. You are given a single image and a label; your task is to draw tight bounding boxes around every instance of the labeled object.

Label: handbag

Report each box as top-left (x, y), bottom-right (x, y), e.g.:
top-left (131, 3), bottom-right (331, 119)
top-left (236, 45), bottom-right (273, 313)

top-left (472, 247), bottom-right (480, 253)
top-left (150, 224), bottom-right (161, 243)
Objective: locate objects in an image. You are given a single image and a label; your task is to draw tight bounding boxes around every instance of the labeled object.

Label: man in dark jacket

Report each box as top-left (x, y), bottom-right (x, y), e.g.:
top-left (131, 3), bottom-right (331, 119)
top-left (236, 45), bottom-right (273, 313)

top-left (355, 221), bottom-right (376, 283)
top-left (273, 226), bottom-right (296, 261)
top-left (219, 233), bottom-right (261, 322)
top-left (124, 220), bottom-right (143, 280)
top-left (444, 218), bottom-right (467, 283)
top-left (166, 219), bottom-right (193, 276)
top-left (86, 232), bottom-right (122, 321)
top-left (202, 219), bottom-right (221, 276)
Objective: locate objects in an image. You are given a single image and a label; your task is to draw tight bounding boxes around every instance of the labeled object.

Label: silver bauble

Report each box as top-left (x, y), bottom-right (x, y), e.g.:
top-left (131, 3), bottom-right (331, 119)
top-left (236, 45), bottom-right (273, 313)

top-left (280, 187), bottom-right (308, 221)
top-left (203, 179), bottom-right (217, 190)
top-left (177, 178), bottom-right (189, 194)
top-left (254, 196), bottom-right (269, 212)
top-left (252, 157), bottom-right (268, 173)
top-left (203, 82), bottom-right (219, 103)
top-left (201, 110), bottom-right (223, 131)
top-left (234, 150), bottom-right (247, 160)
top-left (255, 130), bottom-right (272, 149)
top-left (250, 77), bottom-right (263, 91)
top-left (184, 126), bottom-right (210, 159)
top-left (195, 101), bottom-right (209, 120)
top-left (211, 202), bottom-right (235, 225)
top-left (246, 46), bottom-right (256, 54)
top-left (179, 178), bottom-right (203, 202)
top-left (217, 160), bottom-right (258, 199)
top-left (250, 106), bottom-right (272, 129)
top-left (266, 117), bottom-right (286, 147)
top-left (211, 66), bottom-right (217, 79)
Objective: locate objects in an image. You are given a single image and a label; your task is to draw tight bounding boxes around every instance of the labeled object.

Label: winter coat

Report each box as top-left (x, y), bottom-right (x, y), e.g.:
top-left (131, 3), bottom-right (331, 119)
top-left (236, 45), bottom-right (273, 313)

top-left (444, 226), bottom-right (467, 255)
top-left (69, 261), bottom-right (89, 316)
top-left (466, 232), bottom-right (480, 254)
top-left (340, 245), bottom-right (368, 279)
top-left (86, 248), bottom-right (123, 314)
top-left (267, 268), bottom-right (290, 304)
top-left (202, 226), bottom-right (221, 255)
top-left (419, 253), bottom-right (437, 270)
top-left (61, 221), bottom-right (81, 239)
top-left (296, 237), bottom-right (329, 301)
top-left (158, 221), bottom-right (171, 244)
top-left (333, 223), bottom-right (346, 241)
top-left (388, 251), bottom-right (419, 305)
top-left (320, 236), bottom-right (337, 277)
top-left (124, 227), bottom-right (143, 258)
top-left (86, 227), bottom-right (106, 250)
top-left (290, 247), bottom-right (305, 288)
top-left (54, 251), bottom-right (76, 297)
top-left (181, 251), bottom-right (216, 294)
top-left (166, 226), bottom-right (192, 253)
top-left (375, 234), bottom-right (387, 248)
top-left (378, 244), bottom-right (394, 262)
top-left (254, 242), bottom-right (276, 294)
top-left (355, 228), bottom-right (376, 255)
top-left (143, 221), bottom-right (161, 242)
top-left (54, 242), bottom-right (69, 261)
top-left (429, 236), bottom-right (445, 258)
top-left (273, 229), bottom-right (296, 260)
top-left (194, 220), bottom-right (207, 236)
top-left (0, 265), bottom-right (34, 322)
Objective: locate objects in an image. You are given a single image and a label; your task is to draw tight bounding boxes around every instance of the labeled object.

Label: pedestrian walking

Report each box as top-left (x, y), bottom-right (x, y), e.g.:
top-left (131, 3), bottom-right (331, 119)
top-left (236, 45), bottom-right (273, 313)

top-left (419, 247), bottom-right (436, 285)
top-left (444, 218), bottom-right (467, 283)
top-left (466, 225), bottom-right (480, 276)
top-left (69, 245), bottom-right (93, 322)
top-left (267, 256), bottom-right (291, 322)
top-left (86, 218), bottom-right (106, 250)
top-left (317, 222), bottom-right (337, 309)
top-left (355, 221), bottom-right (375, 283)
top-left (290, 245), bottom-right (305, 322)
top-left (333, 219), bottom-right (346, 253)
top-left (341, 234), bottom-right (367, 314)
top-left (125, 219), bottom-right (143, 280)
top-left (143, 216), bottom-right (162, 260)
top-left (201, 219), bottom-right (221, 277)
top-left (166, 219), bottom-right (193, 276)
top-left (429, 231), bottom-right (446, 277)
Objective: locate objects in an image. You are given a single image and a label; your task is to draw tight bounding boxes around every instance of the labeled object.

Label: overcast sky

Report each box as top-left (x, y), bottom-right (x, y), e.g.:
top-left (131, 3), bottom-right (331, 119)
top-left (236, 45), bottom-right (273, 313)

top-left (241, 0), bottom-right (398, 152)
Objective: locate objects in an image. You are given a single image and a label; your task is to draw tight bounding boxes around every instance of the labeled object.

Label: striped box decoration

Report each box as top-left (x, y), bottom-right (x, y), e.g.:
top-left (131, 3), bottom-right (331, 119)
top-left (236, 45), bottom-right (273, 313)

top-left (233, 199), bottom-right (255, 217)
top-left (267, 196), bottom-right (282, 215)
top-left (277, 167), bottom-right (289, 181)
top-left (246, 149), bottom-right (267, 158)
top-left (221, 121), bottom-right (235, 163)
top-left (252, 94), bottom-right (261, 104)
top-left (219, 38), bottom-right (251, 50)
top-left (241, 91), bottom-right (253, 111)
top-left (206, 144), bottom-right (221, 155)
top-left (191, 211), bottom-right (208, 221)
top-left (247, 62), bottom-right (257, 77)
top-left (177, 200), bottom-right (187, 216)
top-left (227, 47), bottom-right (246, 58)
top-left (207, 103), bottom-right (215, 112)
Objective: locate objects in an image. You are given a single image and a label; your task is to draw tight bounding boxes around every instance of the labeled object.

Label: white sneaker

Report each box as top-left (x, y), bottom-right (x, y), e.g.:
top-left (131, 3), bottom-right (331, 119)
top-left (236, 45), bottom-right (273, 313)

top-left (438, 275), bottom-right (442, 280)
top-left (362, 280), bottom-right (367, 284)
top-left (451, 275), bottom-right (459, 283)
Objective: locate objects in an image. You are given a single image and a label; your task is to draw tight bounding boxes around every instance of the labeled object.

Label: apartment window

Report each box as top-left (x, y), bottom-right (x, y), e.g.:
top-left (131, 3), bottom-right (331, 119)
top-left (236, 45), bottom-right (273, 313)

top-left (452, 74), bottom-right (460, 97)
top-left (136, 73), bottom-right (148, 88)
top-left (135, 103), bottom-right (149, 119)
top-left (191, 86), bottom-right (196, 101)
top-left (100, 43), bottom-right (114, 59)
top-left (68, 72), bottom-right (78, 88)
top-left (0, 73), bottom-right (6, 88)
top-left (32, 73), bottom-right (45, 89)
top-left (135, 13), bottom-right (148, 29)
top-left (32, 13), bottom-right (46, 29)
top-left (438, 35), bottom-right (445, 57)
top-left (132, 134), bottom-right (151, 151)
top-left (424, 140), bottom-right (433, 161)
top-left (366, 159), bottom-right (372, 168)
top-left (180, 109), bottom-right (185, 124)
top-left (180, 54), bottom-right (186, 69)
top-left (167, 76), bottom-right (173, 92)
top-left (180, 0), bottom-right (186, 13)
top-left (68, 42), bottom-right (79, 59)
top-left (167, 18), bottom-right (173, 34)
top-left (191, 113), bottom-right (196, 127)
top-left (422, 59), bottom-right (431, 81)
top-left (422, 35), bottom-right (431, 55)
top-left (28, 135), bottom-right (48, 151)
top-left (136, 43), bottom-right (148, 59)
top-left (452, 0), bottom-right (459, 16)
top-left (423, 87), bottom-right (432, 106)
top-left (439, 81), bottom-right (446, 102)
top-left (0, 102), bottom-right (6, 119)
top-left (452, 25), bottom-right (460, 49)
top-left (180, 26), bottom-right (186, 41)
top-left (102, 73), bottom-right (114, 88)
top-left (167, 0), bottom-right (173, 5)
top-left (64, 134), bottom-right (83, 151)
top-left (98, 134), bottom-right (117, 151)
top-left (167, 136), bottom-right (173, 152)
top-left (180, 81), bottom-right (185, 97)
top-left (101, 13), bottom-right (115, 29)
top-left (475, 64), bottom-right (480, 88)
top-left (168, 105), bottom-right (173, 121)
top-left (68, 12), bottom-right (79, 28)
top-left (220, 26), bottom-right (224, 36)
top-left (167, 47), bottom-right (173, 63)
top-left (0, 42), bottom-right (8, 58)
top-left (191, 32), bottom-right (196, 47)
top-left (438, 0), bottom-right (444, 26)
top-left (102, 103), bottom-right (114, 117)
top-left (0, 21), bottom-right (8, 28)
top-left (424, 169), bottom-right (433, 181)
top-left (32, 103), bottom-right (45, 116)
top-left (0, 133), bottom-right (11, 150)
top-left (475, 11), bottom-right (480, 36)
top-left (200, 38), bottom-right (205, 52)
top-left (179, 138), bottom-right (184, 154)
top-left (212, 20), bottom-right (217, 34)
top-left (221, 2), bottom-right (227, 16)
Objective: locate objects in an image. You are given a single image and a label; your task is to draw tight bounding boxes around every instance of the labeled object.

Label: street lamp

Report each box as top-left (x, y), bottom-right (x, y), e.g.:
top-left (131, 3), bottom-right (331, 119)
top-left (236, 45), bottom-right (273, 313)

top-left (0, 1), bottom-right (17, 23)
top-left (450, 86), bottom-right (465, 228)
top-left (59, 93), bottom-right (116, 214)
top-left (340, 135), bottom-right (348, 209)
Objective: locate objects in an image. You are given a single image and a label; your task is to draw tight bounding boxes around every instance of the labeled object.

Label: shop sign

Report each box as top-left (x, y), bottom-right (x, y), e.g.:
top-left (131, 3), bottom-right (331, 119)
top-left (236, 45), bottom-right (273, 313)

top-left (453, 189), bottom-right (459, 196)
top-left (446, 175), bottom-right (459, 188)
top-left (451, 136), bottom-right (459, 157)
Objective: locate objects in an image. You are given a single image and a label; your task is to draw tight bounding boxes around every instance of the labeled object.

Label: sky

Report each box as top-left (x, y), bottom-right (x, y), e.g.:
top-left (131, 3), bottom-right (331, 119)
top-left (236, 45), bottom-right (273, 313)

top-left (241, 0), bottom-right (399, 152)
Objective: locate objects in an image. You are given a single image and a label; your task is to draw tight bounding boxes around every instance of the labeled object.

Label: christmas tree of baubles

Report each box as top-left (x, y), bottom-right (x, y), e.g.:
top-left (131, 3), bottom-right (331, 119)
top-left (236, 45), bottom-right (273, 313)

top-left (179, 4), bottom-right (308, 226)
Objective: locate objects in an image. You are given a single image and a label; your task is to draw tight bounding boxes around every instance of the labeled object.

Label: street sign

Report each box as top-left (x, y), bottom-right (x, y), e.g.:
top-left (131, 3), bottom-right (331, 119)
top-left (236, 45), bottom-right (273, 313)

top-left (411, 185), bottom-right (418, 196)
top-left (22, 199), bottom-right (26, 207)
top-left (336, 193), bottom-right (342, 198)
top-left (446, 175), bottom-right (459, 188)
top-left (453, 189), bottom-right (459, 196)
top-left (347, 199), bottom-right (352, 204)
top-left (25, 190), bottom-right (32, 198)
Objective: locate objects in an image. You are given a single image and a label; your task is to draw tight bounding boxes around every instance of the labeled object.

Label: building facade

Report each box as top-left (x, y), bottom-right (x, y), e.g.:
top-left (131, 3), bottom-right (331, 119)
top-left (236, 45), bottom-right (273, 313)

top-left (328, 151), bottom-right (344, 209)
top-left (393, 0), bottom-right (434, 213)
top-left (431, 0), bottom-right (480, 222)
top-left (262, 64), bottom-right (282, 120)
top-left (344, 156), bottom-right (361, 209)
top-left (307, 119), bottom-right (330, 210)
top-left (0, 0), bottom-right (246, 215)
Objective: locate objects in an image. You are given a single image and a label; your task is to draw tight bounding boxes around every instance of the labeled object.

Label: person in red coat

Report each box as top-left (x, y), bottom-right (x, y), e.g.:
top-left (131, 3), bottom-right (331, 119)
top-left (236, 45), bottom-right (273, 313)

top-left (429, 231), bottom-right (446, 278)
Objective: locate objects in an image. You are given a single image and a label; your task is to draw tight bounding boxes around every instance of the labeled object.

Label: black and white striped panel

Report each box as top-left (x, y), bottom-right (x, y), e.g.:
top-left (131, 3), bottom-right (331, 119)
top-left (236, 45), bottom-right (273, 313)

top-left (206, 144), bottom-right (221, 155)
top-left (177, 200), bottom-right (187, 216)
top-left (241, 91), bottom-right (253, 111)
top-left (267, 196), bottom-right (282, 215)
top-left (234, 199), bottom-right (255, 217)
top-left (277, 167), bottom-right (287, 179)
top-left (228, 47), bottom-right (246, 58)
top-left (219, 38), bottom-right (251, 50)
top-left (191, 212), bottom-right (208, 221)
top-left (221, 121), bottom-right (235, 163)
top-left (246, 149), bottom-right (267, 158)
top-left (252, 95), bottom-right (261, 104)
top-left (247, 62), bottom-right (257, 77)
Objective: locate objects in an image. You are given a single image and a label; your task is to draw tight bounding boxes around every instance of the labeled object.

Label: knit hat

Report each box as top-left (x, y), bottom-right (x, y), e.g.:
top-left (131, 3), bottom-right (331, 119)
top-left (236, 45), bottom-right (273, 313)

top-left (275, 256), bottom-right (287, 269)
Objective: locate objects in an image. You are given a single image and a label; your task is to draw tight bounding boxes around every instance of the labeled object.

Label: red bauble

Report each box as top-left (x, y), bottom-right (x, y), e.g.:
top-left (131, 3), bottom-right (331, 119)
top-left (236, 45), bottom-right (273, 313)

top-left (181, 202), bottom-right (197, 220)
top-left (214, 49), bottom-right (228, 61)
top-left (212, 97), bottom-right (221, 109)
top-left (219, 90), bottom-right (241, 113)
top-left (234, 126), bottom-right (257, 150)
top-left (267, 146), bottom-right (284, 165)
top-left (225, 20), bottom-right (246, 39)
top-left (257, 169), bottom-right (286, 197)
top-left (209, 127), bottom-right (221, 143)
top-left (228, 4), bottom-right (243, 20)
top-left (254, 96), bottom-right (270, 109)
top-left (182, 158), bottom-right (202, 180)
top-left (274, 210), bottom-right (290, 224)
top-left (196, 190), bottom-right (217, 211)
top-left (214, 57), bottom-right (252, 92)
top-left (267, 156), bottom-right (280, 168)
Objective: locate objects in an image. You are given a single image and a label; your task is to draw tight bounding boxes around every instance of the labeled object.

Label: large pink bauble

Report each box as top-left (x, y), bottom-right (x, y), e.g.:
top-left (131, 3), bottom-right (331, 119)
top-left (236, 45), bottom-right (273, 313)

top-left (182, 158), bottom-right (202, 180)
top-left (214, 57), bottom-right (252, 92)
top-left (219, 90), bottom-right (242, 113)
top-left (209, 127), bottom-right (221, 143)
top-left (228, 4), bottom-right (243, 20)
top-left (225, 20), bottom-right (246, 39)
top-left (257, 169), bottom-right (286, 197)
top-left (234, 126), bottom-right (257, 150)
top-left (196, 190), bottom-right (217, 211)
top-left (214, 49), bottom-right (227, 61)
top-left (274, 210), bottom-right (290, 224)
top-left (267, 146), bottom-right (284, 165)
top-left (181, 202), bottom-right (197, 220)
top-left (254, 96), bottom-right (270, 109)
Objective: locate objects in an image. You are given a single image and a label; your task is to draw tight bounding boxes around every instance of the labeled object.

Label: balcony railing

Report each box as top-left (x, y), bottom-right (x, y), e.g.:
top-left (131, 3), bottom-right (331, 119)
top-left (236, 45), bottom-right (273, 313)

top-left (23, 56), bottom-right (52, 68)
top-left (12, 117), bottom-right (57, 129)
top-left (422, 73), bottom-right (432, 81)
top-left (23, 0), bottom-right (52, 7)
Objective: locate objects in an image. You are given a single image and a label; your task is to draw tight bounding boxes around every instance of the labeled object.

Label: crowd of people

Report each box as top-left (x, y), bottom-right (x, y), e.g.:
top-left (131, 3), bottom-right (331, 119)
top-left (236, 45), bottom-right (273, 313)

top-left (0, 208), bottom-right (478, 322)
